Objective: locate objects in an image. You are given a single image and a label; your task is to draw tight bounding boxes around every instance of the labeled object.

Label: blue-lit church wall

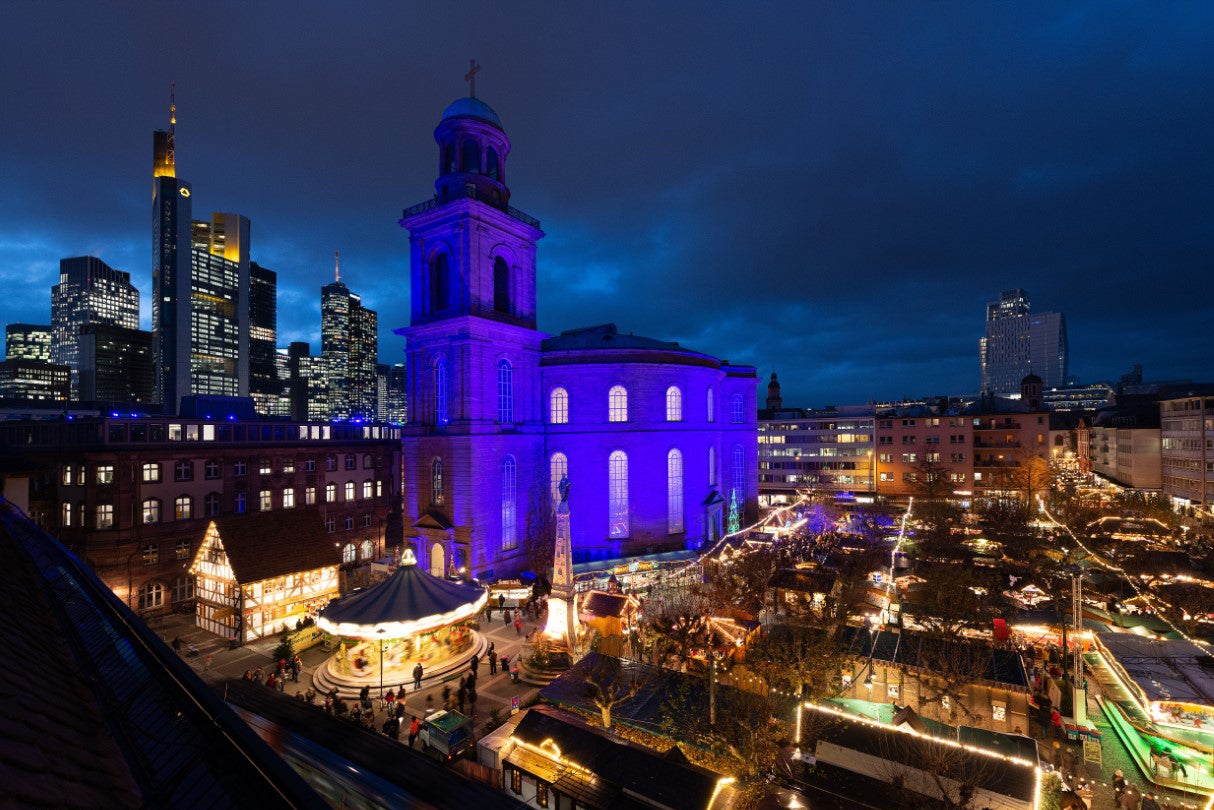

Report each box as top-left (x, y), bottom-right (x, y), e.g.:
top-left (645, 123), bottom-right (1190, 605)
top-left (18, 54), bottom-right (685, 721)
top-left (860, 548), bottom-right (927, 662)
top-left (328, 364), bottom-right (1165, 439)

top-left (396, 93), bottom-right (757, 581)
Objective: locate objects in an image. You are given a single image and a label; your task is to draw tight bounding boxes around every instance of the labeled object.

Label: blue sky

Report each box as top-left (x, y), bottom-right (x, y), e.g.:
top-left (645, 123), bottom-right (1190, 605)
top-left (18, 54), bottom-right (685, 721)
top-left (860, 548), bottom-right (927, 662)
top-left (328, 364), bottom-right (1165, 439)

top-left (1, 2), bottom-right (1211, 406)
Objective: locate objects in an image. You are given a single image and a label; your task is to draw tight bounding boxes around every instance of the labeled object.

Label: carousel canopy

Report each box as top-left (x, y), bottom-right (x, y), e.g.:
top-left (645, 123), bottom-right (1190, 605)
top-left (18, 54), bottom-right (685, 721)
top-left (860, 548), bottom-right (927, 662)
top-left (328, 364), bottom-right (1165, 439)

top-left (316, 549), bottom-right (487, 639)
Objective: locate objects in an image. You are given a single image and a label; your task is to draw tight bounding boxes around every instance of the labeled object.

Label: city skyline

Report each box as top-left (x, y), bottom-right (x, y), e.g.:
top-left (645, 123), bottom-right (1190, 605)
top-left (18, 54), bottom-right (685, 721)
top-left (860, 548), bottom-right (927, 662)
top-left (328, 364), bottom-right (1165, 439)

top-left (1, 4), bottom-right (1212, 407)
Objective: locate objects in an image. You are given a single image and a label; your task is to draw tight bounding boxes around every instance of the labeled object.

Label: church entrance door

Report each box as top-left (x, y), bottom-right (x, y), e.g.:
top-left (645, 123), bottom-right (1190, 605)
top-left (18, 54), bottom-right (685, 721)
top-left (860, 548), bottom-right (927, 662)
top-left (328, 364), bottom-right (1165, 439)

top-left (429, 543), bottom-right (445, 577)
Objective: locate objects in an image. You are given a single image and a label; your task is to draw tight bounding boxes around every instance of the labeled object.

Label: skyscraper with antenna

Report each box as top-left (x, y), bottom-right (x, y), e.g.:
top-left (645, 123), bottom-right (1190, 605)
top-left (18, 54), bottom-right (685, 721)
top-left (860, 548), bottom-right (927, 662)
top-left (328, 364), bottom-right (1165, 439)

top-left (321, 251), bottom-right (379, 420)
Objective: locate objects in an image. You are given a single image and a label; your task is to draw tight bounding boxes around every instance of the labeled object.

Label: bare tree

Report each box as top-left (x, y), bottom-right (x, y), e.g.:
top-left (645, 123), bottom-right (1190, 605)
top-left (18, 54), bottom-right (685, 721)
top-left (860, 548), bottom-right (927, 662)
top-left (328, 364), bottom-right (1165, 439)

top-left (522, 493), bottom-right (555, 596)
top-left (747, 623), bottom-right (845, 702)
top-left (700, 544), bottom-right (777, 619)
top-left (582, 653), bottom-right (647, 729)
top-left (1157, 582), bottom-right (1214, 638)
top-left (875, 728), bottom-right (1001, 810)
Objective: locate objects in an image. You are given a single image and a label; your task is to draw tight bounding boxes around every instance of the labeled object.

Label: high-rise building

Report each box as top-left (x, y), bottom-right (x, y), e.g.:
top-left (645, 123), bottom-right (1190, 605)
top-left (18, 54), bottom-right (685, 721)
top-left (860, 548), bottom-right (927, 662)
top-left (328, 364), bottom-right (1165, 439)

top-left (151, 91), bottom-right (250, 412)
top-left (0, 359), bottom-right (70, 401)
top-left (248, 262), bottom-right (280, 414)
top-left (979, 289), bottom-right (1067, 395)
top-left (77, 324), bottom-right (155, 405)
top-left (377, 362), bottom-right (407, 423)
top-left (321, 256), bottom-right (378, 420)
top-left (5, 324), bottom-right (51, 362)
top-left (51, 257), bottom-right (140, 397)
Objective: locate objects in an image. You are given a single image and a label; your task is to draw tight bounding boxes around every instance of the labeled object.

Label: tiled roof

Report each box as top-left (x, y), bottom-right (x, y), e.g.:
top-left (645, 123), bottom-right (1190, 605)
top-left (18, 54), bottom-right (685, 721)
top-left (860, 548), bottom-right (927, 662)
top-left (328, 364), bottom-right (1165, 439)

top-left (209, 509), bottom-right (340, 583)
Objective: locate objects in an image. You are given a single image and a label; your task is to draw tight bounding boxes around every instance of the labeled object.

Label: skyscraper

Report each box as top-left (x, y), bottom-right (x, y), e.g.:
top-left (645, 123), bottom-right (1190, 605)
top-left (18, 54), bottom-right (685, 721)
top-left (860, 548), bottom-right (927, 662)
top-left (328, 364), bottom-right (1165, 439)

top-left (5, 324), bottom-right (51, 362)
top-left (78, 324), bottom-right (155, 404)
top-left (151, 89), bottom-right (250, 412)
top-left (979, 289), bottom-right (1068, 395)
top-left (321, 254), bottom-right (378, 420)
top-left (248, 262), bottom-right (280, 414)
top-left (51, 256), bottom-right (140, 397)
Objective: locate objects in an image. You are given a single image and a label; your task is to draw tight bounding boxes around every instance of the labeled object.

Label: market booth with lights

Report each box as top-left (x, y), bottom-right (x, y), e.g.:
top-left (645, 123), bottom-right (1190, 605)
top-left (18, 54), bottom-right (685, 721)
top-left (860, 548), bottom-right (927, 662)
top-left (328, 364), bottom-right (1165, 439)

top-left (313, 549), bottom-right (488, 698)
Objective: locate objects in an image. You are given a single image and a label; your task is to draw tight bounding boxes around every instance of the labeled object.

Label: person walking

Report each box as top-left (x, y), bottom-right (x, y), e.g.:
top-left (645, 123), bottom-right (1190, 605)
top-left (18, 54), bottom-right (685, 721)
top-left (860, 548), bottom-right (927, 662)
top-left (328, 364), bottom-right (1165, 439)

top-left (1050, 708), bottom-right (1063, 741)
top-left (408, 716), bottom-right (421, 748)
top-left (1141, 792), bottom-right (1161, 810)
top-left (488, 643), bottom-right (497, 674)
top-left (470, 654), bottom-right (479, 676)
top-left (457, 686), bottom-right (466, 714)
top-left (1112, 769), bottom-right (1127, 798)
top-left (172, 636), bottom-right (182, 653)
top-left (513, 614), bottom-right (523, 636)
top-left (266, 672), bottom-right (277, 690)
top-left (276, 675), bottom-right (286, 692)
top-left (204, 655), bottom-right (212, 672)
top-left (468, 687), bottom-right (478, 716)
top-left (413, 662), bottom-right (424, 691)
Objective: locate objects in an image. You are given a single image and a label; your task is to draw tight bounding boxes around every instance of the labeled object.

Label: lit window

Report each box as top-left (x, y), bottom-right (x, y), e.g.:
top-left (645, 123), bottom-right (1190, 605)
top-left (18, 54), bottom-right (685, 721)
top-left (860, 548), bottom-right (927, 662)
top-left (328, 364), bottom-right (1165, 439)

top-left (342, 543), bottom-right (355, 563)
top-left (175, 495), bottom-right (192, 520)
top-left (61, 502), bottom-right (73, 527)
top-left (326, 483), bottom-right (336, 502)
top-left (142, 462), bottom-right (161, 483)
top-left (667, 448), bottom-right (684, 533)
top-left (432, 458), bottom-right (444, 505)
top-left (283, 459), bottom-right (296, 474)
top-left (362, 480), bottom-right (373, 499)
top-left (61, 465), bottom-right (74, 486)
top-left (501, 456), bottom-right (517, 550)
top-left (360, 540), bottom-right (373, 560)
top-left (142, 498), bottom-right (161, 524)
top-left (137, 582), bottom-right (163, 611)
top-left (376, 480), bottom-right (383, 497)
top-left (549, 387), bottom-right (569, 424)
top-left (537, 781), bottom-right (549, 808)
top-left (96, 465), bottom-right (114, 484)
top-left (259, 490), bottom-right (272, 511)
top-left (609, 450), bottom-right (629, 538)
top-left (142, 543), bottom-right (159, 565)
top-left (497, 359), bottom-right (514, 423)
top-left (283, 487), bottom-right (295, 508)
top-left (259, 458), bottom-right (272, 475)
top-left (434, 356), bottom-right (449, 426)
top-left (549, 452), bottom-right (568, 505)
top-left (204, 492), bottom-right (220, 517)
top-left (608, 385), bottom-right (628, 422)
top-left (665, 386), bottom-right (682, 422)
top-left (731, 394), bottom-right (744, 424)
top-left (305, 486), bottom-right (316, 505)
top-left (95, 504), bottom-right (114, 529)
top-left (345, 481), bottom-right (355, 501)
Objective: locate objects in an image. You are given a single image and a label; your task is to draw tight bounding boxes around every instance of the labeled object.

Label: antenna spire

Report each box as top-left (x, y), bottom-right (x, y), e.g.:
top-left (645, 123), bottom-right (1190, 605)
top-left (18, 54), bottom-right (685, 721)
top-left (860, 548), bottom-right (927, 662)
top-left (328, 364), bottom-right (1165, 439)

top-left (335, 250), bottom-right (340, 283)
top-left (167, 81), bottom-right (176, 169)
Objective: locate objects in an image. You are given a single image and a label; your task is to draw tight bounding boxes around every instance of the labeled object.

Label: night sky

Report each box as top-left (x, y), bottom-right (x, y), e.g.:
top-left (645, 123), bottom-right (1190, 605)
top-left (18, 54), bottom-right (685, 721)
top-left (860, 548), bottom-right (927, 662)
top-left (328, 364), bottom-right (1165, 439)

top-left (1, 3), bottom-right (1211, 407)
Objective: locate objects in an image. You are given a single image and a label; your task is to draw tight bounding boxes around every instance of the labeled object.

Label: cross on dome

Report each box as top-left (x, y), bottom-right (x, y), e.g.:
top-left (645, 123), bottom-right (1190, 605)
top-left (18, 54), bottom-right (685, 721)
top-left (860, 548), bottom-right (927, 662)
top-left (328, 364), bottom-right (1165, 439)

top-left (464, 59), bottom-right (481, 98)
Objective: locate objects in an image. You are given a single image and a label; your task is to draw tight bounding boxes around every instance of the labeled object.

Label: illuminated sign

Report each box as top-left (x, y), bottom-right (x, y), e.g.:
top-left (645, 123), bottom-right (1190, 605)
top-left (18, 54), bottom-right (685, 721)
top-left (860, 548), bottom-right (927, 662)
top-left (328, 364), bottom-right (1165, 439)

top-left (180, 187), bottom-right (191, 197)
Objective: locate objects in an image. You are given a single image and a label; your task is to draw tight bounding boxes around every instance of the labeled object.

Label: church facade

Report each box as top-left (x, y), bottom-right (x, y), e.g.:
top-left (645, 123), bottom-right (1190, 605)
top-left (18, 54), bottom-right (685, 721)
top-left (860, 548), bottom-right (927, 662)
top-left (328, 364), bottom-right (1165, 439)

top-left (396, 93), bottom-right (757, 580)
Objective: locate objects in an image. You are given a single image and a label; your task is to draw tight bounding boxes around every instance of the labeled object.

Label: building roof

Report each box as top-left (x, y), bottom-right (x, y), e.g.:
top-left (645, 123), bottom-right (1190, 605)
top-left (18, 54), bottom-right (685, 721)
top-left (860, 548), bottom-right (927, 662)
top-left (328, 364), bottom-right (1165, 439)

top-left (317, 550), bottom-right (486, 634)
top-left (1096, 632), bottom-right (1214, 706)
top-left (540, 323), bottom-right (730, 369)
top-left (580, 590), bottom-right (637, 619)
top-left (0, 500), bottom-right (326, 808)
top-left (441, 96), bottom-right (503, 127)
top-left (510, 707), bottom-right (736, 810)
top-left (838, 627), bottom-right (1029, 690)
top-left (770, 567), bottom-right (838, 594)
top-left (208, 510), bottom-right (339, 584)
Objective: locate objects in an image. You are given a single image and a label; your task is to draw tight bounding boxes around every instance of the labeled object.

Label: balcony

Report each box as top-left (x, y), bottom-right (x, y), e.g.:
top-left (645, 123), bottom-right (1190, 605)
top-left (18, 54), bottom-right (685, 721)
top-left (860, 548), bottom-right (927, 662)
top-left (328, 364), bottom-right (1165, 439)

top-left (401, 192), bottom-right (541, 229)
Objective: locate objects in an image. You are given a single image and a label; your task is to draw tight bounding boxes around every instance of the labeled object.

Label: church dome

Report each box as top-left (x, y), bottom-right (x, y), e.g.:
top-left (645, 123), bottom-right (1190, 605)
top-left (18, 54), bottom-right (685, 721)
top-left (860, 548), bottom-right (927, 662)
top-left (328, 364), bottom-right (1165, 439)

top-left (441, 97), bottom-right (503, 128)
top-left (1020, 373), bottom-right (1043, 386)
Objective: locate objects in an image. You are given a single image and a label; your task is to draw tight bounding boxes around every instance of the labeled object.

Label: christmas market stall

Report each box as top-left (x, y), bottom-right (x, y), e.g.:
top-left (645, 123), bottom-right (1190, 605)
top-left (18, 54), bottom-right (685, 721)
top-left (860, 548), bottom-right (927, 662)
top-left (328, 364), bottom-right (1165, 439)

top-left (313, 548), bottom-right (488, 697)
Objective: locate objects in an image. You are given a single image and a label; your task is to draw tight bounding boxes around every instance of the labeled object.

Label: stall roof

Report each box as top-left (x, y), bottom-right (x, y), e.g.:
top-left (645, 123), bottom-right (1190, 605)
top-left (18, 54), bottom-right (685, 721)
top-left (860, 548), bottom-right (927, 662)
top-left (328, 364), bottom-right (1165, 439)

top-left (1096, 632), bottom-right (1214, 706)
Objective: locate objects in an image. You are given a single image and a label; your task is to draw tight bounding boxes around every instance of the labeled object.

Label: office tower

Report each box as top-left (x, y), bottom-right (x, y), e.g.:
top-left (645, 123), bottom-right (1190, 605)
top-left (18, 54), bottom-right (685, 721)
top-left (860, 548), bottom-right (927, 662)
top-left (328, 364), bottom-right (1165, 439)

top-left (383, 362), bottom-right (407, 423)
top-left (78, 324), bottom-right (155, 405)
top-left (979, 289), bottom-right (1068, 395)
top-left (151, 89), bottom-right (250, 412)
top-left (5, 324), bottom-right (51, 361)
top-left (321, 255), bottom-right (378, 420)
top-left (248, 262), bottom-right (280, 414)
top-left (50, 257), bottom-right (140, 397)
top-left (0, 359), bottom-right (70, 401)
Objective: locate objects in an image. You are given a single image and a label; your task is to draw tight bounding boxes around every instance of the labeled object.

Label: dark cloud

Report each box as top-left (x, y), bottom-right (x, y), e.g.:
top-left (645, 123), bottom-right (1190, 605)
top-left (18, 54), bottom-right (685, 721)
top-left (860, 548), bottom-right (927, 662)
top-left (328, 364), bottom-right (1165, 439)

top-left (1, 1), bottom-right (1212, 407)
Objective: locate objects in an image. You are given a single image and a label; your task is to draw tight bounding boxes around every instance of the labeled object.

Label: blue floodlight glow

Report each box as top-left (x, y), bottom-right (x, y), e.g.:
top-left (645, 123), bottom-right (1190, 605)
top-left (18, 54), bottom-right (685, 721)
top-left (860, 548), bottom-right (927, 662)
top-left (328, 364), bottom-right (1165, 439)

top-left (227, 414), bottom-right (237, 421)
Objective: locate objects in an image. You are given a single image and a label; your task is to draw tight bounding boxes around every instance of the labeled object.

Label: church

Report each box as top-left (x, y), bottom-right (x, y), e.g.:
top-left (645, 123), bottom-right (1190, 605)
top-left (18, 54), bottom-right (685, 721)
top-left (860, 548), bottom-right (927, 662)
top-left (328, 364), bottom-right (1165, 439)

top-left (395, 87), bottom-right (757, 581)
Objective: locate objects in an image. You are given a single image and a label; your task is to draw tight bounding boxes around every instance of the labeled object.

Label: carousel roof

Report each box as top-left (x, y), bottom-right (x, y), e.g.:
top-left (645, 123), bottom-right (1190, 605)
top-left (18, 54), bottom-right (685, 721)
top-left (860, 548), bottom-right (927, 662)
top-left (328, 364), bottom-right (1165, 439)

top-left (317, 549), bottom-right (487, 638)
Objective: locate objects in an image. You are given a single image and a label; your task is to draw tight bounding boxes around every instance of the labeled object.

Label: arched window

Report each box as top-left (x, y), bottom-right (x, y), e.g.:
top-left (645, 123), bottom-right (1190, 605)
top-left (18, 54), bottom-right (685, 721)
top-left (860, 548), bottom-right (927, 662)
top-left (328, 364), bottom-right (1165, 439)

top-left (497, 359), bottom-right (513, 423)
top-left (360, 540), bottom-right (374, 560)
top-left (665, 386), bottom-right (682, 422)
top-left (431, 458), bottom-right (445, 505)
top-left (732, 444), bottom-right (745, 502)
top-left (709, 445), bottom-right (717, 486)
top-left (549, 387), bottom-right (569, 424)
top-left (550, 452), bottom-right (568, 505)
top-left (174, 495), bottom-right (192, 521)
top-left (433, 355), bottom-right (449, 426)
top-left (707, 387), bottom-right (715, 422)
top-left (137, 582), bottom-right (163, 611)
top-left (667, 449), bottom-right (684, 534)
top-left (441, 143), bottom-right (455, 174)
top-left (486, 146), bottom-right (499, 180)
top-left (501, 456), bottom-right (518, 551)
top-left (731, 393), bottom-right (745, 424)
top-left (493, 257), bottom-right (511, 314)
top-left (609, 450), bottom-right (629, 538)
top-left (608, 385), bottom-right (628, 423)
top-left (141, 497), bottom-right (161, 525)
top-left (461, 139), bottom-right (480, 173)
top-left (430, 253), bottom-right (450, 312)
top-left (342, 543), bottom-right (356, 564)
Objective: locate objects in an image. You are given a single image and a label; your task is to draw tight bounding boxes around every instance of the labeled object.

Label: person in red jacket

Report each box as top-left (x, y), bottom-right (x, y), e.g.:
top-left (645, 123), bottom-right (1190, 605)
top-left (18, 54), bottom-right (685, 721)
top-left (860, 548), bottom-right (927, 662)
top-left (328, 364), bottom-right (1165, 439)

top-left (408, 716), bottom-right (421, 748)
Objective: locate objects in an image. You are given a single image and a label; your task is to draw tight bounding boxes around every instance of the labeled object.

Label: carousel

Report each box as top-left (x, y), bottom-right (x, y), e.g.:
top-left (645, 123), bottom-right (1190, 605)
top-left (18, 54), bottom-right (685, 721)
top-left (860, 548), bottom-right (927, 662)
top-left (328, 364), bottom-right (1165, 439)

top-left (312, 548), bottom-right (489, 698)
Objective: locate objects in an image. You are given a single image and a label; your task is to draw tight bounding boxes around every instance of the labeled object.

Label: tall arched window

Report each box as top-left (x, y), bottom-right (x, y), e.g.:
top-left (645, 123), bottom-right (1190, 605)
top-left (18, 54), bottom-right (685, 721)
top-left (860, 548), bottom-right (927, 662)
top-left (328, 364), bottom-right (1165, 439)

top-left (667, 449), bottom-right (684, 534)
top-left (732, 444), bottom-right (745, 502)
top-left (550, 452), bottom-right (568, 505)
top-left (430, 253), bottom-right (450, 312)
top-left (433, 356), bottom-right (449, 426)
top-left (497, 359), bottom-right (513, 423)
top-left (441, 143), bottom-right (455, 174)
top-left (549, 387), bottom-right (569, 424)
top-left (706, 387), bottom-right (715, 422)
top-left (501, 456), bottom-right (518, 551)
top-left (431, 458), bottom-right (444, 505)
top-left (486, 146), bottom-right (499, 180)
top-left (608, 385), bottom-right (628, 423)
top-left (493, 257), bottom-right (511, 314)
top-left (731, 393), bottom-right (745, 424)
top-left (709, 445), bottom-right (717, 486)
top-left (665, 385), bottom-right (682, 422)
top-left (461, 139), bottom-right (480, 173)
top-left (609, 450), bottom-right (629, 538)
